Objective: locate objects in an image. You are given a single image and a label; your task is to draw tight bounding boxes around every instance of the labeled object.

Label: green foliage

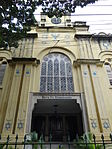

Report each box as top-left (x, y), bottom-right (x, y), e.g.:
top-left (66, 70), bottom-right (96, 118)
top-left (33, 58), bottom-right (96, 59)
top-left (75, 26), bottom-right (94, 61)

top-left (31, 131), bottom-right (38, 141)
top-left (74, 132), bottom-right (102, 149)
top-left (0, 0), bottom-right (97, 49)
top-left (27, 132), bottom-right (45, 149)
top-left (38, 134), bottom-right (44, 149)
top-left (42, 0), bottom-right (97, 18)
top-left (0, 144), bottom-right (4, 149)
top-left (32, 132), bottom-right (38, 149)
top-left (8, 146), bottom-right (15, 149)
top-left (0, 0), bottom-right (37, 49)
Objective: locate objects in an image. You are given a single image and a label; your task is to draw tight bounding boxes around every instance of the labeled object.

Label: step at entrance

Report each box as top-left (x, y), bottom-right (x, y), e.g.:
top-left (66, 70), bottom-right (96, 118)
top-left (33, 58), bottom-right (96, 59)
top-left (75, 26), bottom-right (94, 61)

top-left (25, 143), bottom-right (75, 149)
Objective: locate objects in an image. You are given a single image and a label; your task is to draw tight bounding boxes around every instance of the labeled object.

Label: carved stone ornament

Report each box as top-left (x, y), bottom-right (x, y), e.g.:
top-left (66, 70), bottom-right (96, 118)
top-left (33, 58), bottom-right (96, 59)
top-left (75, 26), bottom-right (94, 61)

top-left (84, 71), bottom-right (87, 76)
top-left (5, 122), bottom-right (11, 130)
top-left (17, 121), bottom-right (24, 129)
top-left (91, 120), bottom-right (97, 129)
top-left (16, 69), bottom-right (19, 74)
top-left (103, 121), bottom-right (110, 129)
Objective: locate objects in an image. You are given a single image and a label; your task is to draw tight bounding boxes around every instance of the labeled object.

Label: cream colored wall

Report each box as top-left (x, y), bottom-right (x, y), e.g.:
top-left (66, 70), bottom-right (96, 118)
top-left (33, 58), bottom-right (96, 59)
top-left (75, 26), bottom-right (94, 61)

top-left (0, 64), bottom-right (15, 133)
top-left (0, 25), bottom-right (112, 139)
top-left (32, 27), bottom-right (112, 136)
top-left (2, 64), bottom-right (24, 134)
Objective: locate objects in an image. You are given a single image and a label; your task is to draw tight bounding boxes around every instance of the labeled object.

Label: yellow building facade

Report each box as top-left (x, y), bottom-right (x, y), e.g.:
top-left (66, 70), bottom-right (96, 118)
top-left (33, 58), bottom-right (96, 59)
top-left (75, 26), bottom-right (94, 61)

top-left (0, 15), bottom-right (112, 141)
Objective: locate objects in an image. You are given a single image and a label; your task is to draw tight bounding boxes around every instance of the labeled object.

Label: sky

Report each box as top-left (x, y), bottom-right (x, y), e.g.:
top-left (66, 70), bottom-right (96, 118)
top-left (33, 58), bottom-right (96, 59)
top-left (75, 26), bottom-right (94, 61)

top-left (35, 0), bottom-right (112, 34)
top-left (73, 0), bottom-right (112, 34)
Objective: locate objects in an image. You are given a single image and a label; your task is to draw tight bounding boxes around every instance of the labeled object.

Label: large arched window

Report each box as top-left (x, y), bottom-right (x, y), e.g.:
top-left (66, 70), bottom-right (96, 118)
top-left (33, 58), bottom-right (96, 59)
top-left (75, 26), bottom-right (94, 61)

top-left (40, 53), bottom-right (74, 93)
top-left (105, 63), bottom-right (112, 86)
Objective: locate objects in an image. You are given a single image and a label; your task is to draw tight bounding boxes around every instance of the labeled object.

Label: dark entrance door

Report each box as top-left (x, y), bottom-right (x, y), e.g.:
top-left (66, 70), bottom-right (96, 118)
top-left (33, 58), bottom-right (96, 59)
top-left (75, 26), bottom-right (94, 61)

top-left (66, 115), bottom-right (83, 141)
top-left (31, 114), bottom-right (83, 141)
top-left (31, 99), bottom-right (83, 141)
top-left (31, 116), bottom-right (45, 139)
top-left (49, 116), bottom-right (63, 141)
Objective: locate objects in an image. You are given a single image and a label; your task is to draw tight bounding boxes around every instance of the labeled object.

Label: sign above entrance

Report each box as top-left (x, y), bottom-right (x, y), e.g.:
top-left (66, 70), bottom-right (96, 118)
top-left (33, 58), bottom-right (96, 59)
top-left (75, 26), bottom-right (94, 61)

top-left (31, 93), bottom-right (82, 109)
top-left (32, 92), bottom-right (81, 100)
top-left (37, 95), bottom-right (78, 100)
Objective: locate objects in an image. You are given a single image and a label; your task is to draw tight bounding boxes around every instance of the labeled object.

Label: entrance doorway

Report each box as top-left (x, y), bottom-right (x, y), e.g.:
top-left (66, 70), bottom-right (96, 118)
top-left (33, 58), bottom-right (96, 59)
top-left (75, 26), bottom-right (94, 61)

top-left (49, 116), bottom-right (63, 141)
top-left (31, 116), bottom-right (45, 139)
top-left (31, 99), bottom-right (83, 141)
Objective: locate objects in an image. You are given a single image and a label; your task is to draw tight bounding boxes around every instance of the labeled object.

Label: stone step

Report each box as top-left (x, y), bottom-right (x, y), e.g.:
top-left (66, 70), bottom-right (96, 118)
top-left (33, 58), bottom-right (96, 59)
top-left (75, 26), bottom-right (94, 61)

top-left (25, 144), bottom-right (75, 149)
top-left (105, 144), bottom-right (112, 149)
top-left (25, 143), bottom-right (112, 149)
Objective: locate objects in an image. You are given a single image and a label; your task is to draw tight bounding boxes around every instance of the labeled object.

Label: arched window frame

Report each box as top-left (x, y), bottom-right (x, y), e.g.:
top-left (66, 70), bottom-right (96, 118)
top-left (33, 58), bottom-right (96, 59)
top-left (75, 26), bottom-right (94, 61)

top-left (40, 53), bottom-right (74, 93)
top-left (0, 60), bottom-right (7, 86)
top-left (105, 63), bottom-right (112, 86)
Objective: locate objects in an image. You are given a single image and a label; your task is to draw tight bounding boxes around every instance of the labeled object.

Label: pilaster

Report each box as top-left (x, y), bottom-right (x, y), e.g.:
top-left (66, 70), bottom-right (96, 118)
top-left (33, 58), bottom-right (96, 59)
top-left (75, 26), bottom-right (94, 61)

top-left (15, 64), bottom-right (31, 134)
top-left (2, 64), bottom-right (24, 134)
top-left (80, 64), bottom-right (100, 133)
top-left (89, 64), bottom-right (111, 133)
top-left (0, 64), bottom-right (14, 133)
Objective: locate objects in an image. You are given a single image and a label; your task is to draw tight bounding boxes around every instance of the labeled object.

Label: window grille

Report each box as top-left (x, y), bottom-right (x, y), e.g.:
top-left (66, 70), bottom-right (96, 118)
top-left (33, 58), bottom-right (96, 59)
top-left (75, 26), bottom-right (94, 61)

top-left (40, 53), bottom-right (74, 93)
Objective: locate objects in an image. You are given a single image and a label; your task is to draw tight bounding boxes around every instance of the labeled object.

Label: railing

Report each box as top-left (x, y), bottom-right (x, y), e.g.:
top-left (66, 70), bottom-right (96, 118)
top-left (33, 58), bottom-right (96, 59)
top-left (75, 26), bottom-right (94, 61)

top-left (0, 134), bottom-right (112, 149)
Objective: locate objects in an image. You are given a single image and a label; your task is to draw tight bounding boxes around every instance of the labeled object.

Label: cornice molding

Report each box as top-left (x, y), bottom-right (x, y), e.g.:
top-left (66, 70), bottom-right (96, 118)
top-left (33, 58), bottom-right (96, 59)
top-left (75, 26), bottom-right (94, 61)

top-left (8, 57), bottom-right (40, 65)
top-left (73, 59), bottom-right (104, 66)
top-left (75, 33), bottom-right (112, 39)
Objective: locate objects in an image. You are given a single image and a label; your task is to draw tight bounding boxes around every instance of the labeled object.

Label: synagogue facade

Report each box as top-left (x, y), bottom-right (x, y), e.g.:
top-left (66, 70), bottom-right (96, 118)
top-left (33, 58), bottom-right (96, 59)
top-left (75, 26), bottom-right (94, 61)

top-left (0, 14), bottom-right (112, 141)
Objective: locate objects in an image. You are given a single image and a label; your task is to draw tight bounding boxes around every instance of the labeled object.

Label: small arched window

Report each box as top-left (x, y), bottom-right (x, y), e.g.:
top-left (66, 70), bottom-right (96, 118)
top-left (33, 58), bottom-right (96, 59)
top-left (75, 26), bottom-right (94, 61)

top-left (0, 62), bottom-right (7, 85)
top-left (40, 53), bottom-right (74, 93)
top-left (105, 63), bottom-right (112, 85)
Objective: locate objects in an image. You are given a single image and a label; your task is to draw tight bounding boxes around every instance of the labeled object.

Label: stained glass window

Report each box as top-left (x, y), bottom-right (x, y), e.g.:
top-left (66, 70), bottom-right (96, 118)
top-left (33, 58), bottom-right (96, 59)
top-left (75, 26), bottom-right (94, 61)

top-left (40, 53), bottom-right (74, 93)
top-left (54, 59), bottom-right (59, 76)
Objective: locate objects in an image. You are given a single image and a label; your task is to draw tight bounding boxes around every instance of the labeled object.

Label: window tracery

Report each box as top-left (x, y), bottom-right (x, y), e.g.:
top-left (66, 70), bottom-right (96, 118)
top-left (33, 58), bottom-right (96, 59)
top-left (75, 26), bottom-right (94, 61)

top-left (40, 53), bottom-right (74, 93)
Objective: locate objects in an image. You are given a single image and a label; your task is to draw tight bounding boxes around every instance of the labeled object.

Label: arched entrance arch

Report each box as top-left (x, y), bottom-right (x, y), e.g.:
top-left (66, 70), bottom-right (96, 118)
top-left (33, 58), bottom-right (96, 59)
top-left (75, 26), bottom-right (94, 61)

top-left (31, 98), bottom-right (83, 141)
